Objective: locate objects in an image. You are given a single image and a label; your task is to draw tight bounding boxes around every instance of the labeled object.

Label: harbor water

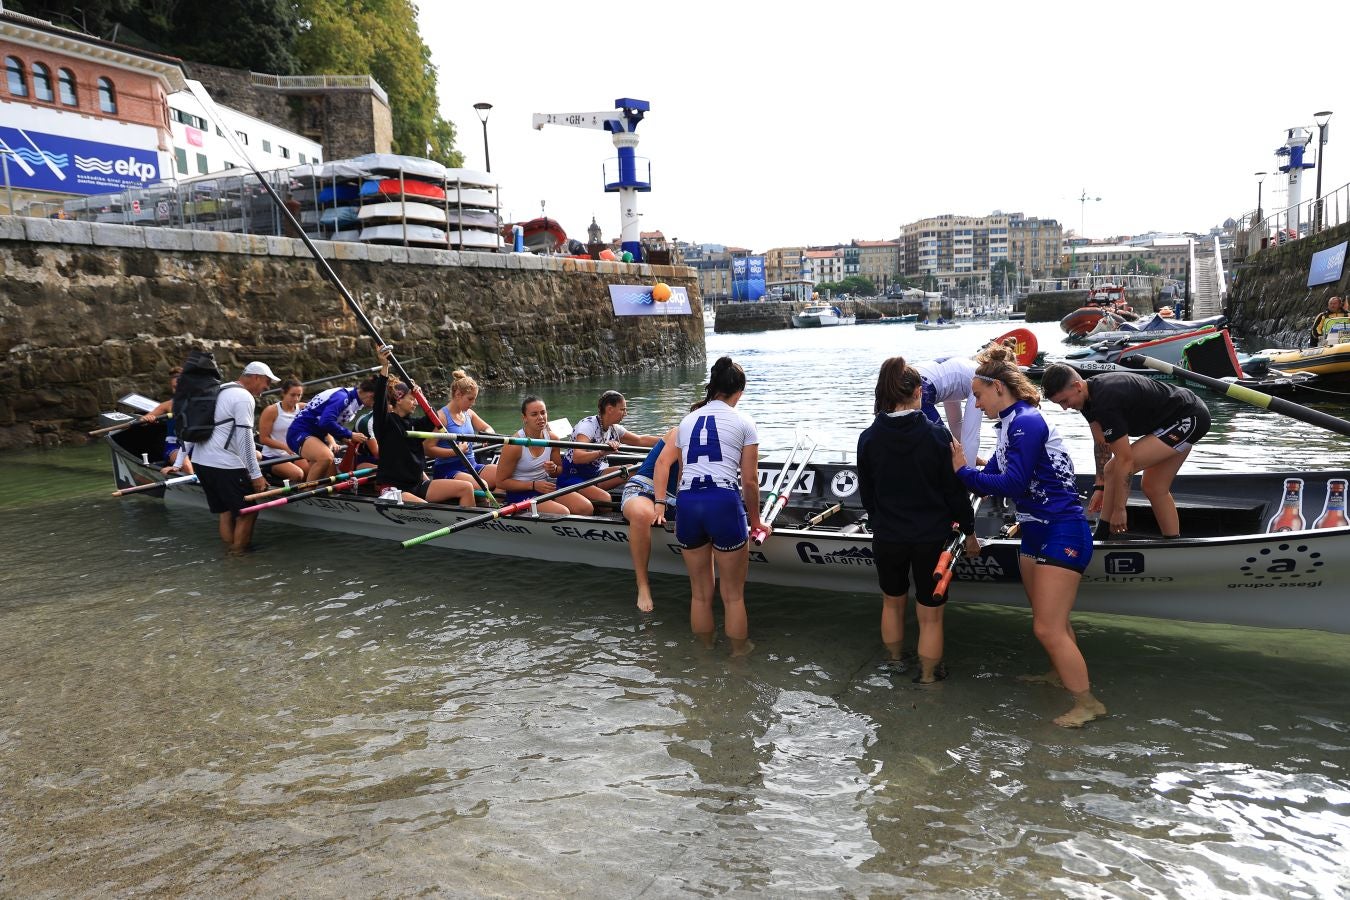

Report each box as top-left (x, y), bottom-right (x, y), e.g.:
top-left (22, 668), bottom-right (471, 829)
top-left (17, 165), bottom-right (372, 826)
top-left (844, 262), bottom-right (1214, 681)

top-left (2, 320), bottom-right (1349, 896)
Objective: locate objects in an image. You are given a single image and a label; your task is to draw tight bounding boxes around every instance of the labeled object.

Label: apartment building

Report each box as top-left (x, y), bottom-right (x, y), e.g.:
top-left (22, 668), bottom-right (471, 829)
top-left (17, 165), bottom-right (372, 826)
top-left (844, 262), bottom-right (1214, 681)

top-left (1007, 215), bottom-right (1064, 281)
top-left (855, 239), bottom-right (901, 290)
top-left (899, 212), bottom-right (1013, 294)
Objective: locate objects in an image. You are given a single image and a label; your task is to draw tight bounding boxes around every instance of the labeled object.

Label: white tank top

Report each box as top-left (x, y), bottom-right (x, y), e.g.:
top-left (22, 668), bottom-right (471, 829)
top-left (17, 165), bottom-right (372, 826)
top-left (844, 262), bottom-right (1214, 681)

top-left (512, 428), bottom-right (552, 482)
top-left (262, 401), bottom-right (299, 458)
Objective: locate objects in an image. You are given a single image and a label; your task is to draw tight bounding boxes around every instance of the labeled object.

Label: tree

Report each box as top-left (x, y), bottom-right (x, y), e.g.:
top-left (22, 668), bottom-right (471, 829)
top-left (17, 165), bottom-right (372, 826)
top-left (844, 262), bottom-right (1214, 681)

top-left (294, 0), bottom-right (462, 165)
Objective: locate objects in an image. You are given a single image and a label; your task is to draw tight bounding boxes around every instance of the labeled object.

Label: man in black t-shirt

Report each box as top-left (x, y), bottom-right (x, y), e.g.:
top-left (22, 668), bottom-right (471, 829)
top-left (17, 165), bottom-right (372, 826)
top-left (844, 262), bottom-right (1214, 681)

top-left (1042, 365), bottom-right (1210, 538)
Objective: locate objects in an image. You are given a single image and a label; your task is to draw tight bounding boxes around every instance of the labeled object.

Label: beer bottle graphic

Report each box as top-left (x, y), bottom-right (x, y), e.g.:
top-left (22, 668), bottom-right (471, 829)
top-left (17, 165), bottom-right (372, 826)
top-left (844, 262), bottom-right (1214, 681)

top-left (1267, 478), bottom-right (1306, 532)
top-left (1313, 478), bottom-right (1349, 529)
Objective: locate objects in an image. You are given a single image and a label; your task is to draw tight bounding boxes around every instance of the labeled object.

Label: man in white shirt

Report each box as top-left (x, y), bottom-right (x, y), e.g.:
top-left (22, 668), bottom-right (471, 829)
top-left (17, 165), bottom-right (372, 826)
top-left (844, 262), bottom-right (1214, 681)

top-left (189, 360), bottom-right (279, 553)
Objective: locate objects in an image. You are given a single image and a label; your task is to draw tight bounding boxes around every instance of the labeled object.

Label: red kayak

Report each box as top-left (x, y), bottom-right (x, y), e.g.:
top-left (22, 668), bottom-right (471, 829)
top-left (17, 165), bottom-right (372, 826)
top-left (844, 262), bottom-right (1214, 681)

top-left (359, 179), bottom-right (447, 202)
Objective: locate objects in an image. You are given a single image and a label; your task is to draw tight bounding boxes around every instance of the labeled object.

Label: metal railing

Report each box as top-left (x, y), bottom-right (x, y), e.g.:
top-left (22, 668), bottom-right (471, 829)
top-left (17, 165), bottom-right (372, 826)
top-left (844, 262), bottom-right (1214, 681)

top-left (250, 73), bottom-right (389, 106)
top-left (1240, 181), bottom-right (1350, 253)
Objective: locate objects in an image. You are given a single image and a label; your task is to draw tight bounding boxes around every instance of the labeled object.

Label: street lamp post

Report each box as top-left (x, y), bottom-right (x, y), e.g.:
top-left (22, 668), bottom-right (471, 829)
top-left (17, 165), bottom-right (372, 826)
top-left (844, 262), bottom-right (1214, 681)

top-left (1313, 110), bottom-right (1333, 232)
top-left (473, 102), bottom-right (493, 173)
top-left (1254, 171), bottom-right (1267, 226)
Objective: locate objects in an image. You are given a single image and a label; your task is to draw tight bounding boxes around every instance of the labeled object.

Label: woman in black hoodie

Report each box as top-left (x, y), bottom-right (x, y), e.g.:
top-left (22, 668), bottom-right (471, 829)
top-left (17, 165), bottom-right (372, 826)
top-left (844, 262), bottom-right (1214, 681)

top-left (857, 357), bottom-right (978, 683)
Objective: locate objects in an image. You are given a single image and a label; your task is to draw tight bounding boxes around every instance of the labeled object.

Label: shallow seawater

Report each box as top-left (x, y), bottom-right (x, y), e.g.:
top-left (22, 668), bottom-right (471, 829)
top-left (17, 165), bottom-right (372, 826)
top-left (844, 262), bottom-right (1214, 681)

top-left (3, 322), bottom-right (1350, 896)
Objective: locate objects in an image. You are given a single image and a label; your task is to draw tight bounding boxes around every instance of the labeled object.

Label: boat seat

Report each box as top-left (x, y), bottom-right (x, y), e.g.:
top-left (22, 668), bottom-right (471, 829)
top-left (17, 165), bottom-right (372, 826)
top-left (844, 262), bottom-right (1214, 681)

top-left (1123, 491), bottom-right (1266, 537)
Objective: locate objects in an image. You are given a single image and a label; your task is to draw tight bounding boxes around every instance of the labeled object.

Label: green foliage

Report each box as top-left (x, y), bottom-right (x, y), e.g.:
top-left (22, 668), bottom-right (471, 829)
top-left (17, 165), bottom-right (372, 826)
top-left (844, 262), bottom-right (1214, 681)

top-left (294, 0), bottom-right (462, 166)
top-left (12, 0), bottom-right (463, 165)
top-left (815, 276), bottom-right (876, 297)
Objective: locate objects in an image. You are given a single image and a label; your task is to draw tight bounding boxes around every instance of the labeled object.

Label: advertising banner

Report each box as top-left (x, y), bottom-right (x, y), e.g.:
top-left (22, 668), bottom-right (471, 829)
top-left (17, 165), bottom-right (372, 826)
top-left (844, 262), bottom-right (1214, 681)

top-left (0, 126), bottom-right (162, 195)
top-left (1307, 240), bottom-right (1347, 287)
top-left (731, 255), bottom-right (766, 301)
top-left (608, 284), bottom-right (693, 316)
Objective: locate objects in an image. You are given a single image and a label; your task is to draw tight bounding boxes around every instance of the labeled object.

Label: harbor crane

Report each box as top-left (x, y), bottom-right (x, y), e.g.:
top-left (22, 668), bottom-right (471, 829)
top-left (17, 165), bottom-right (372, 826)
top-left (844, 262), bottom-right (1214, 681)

top-left (532, 98), bottom-right (650, 261)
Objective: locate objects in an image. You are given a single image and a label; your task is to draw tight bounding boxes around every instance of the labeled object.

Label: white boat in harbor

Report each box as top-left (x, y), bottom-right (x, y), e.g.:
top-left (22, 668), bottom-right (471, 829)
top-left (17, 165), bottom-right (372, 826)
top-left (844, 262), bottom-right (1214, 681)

top-left (915, 321), bottom-right (961, 331)
top-left (791, 304), bottom-right (855, 328)
top-left (101, 423), bottom-right (1350, 634)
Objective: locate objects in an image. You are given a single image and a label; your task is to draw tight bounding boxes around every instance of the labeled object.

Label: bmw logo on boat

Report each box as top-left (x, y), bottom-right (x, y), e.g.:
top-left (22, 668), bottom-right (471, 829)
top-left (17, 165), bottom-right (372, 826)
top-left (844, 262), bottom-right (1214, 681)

top-left (831, 469), bottom-right (859, 498)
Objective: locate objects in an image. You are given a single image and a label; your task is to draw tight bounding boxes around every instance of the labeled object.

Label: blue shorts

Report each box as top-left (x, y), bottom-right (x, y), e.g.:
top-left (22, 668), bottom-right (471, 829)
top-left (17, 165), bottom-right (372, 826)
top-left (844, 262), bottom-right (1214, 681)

top-left (1018, 517), bottom-right (1094, 573)
top-left (676, 485), bottom-right (748, 551)
top-left (621, 475), bottom-right (676, 514)
top-left (432, 456), bottom-right (483, 480)
top-left (557, 467), bottom-right (602, 489)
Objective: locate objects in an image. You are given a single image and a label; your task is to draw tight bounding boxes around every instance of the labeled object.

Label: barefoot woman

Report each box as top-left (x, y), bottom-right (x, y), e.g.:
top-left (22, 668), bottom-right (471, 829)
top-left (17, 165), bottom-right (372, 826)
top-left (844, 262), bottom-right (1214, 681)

top-left (952, 343), bottom-right (1106, 727)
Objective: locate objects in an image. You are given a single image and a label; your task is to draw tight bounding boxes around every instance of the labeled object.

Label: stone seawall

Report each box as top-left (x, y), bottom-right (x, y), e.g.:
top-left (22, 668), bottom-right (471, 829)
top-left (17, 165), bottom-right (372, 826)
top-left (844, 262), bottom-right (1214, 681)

top-left (1228, 222), bottom-right (1350, 350)
top-left (0, 216), bottom-right (703, 450)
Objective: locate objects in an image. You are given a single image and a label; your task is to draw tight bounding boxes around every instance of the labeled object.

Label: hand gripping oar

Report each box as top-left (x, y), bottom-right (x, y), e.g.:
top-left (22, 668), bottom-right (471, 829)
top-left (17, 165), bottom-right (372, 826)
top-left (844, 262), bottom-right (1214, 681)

top-left (88, 413), bottom-right (168, 437)
top-left (1120, 354), bottom-right (1350, 438)
top-left (244, 466), bottom-right (376, 502)
top-left (403, 465), bottom-right (635, 548)
top-left (260, 359), bottom-right (423, 397)
top-left (112, 472), bottom-right (198, 496)
top-left (751, 439), bottom-right (818, 545)
top-left (239, 474), bottom-right (374, 516)
top-left (931, 495), bottom-right (983, 603)
top-left (182, 78), bottom-right (493, 503)
top-left (405, 431), bottom-right (610, 453)
top-left (758, 435), bottom-right (804, 521)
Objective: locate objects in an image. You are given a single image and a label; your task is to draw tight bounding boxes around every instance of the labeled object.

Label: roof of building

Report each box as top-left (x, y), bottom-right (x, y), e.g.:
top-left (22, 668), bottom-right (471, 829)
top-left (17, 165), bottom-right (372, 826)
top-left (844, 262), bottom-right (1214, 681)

top-left (1, 9), bottom-right (187, 90)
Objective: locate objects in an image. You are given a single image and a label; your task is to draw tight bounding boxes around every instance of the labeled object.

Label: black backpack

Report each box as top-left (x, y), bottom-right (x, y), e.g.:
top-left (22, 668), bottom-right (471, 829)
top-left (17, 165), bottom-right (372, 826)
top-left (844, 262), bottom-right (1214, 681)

top-left (172, 350), bottom-right (231, 443)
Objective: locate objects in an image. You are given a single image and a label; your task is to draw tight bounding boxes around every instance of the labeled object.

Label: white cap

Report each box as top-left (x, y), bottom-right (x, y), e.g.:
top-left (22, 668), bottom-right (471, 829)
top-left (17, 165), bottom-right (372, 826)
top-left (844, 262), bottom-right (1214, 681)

top-left (242, 361), bottom-right (280, 382)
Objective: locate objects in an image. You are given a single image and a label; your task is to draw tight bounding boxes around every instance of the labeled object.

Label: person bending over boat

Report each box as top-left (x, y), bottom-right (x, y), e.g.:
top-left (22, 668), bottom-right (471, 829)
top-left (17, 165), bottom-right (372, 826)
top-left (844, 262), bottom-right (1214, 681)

top-left (186, 360), bottom-right (278, 554)
top-left (859, 357), bottom-right (977, 684)
top-left (622, 426), bottom-right (681, 613)
top-left (496, 396), bottom-right (591, 516)
top-left (424, 370), bottom-right (499, 491)
top-left (257, 376), bottom-right (307, 483)
top-left (952, 344), bottom-right (1104, 728)
top-left (1041, 364), bottom-right (1210, 539)
top-left (1310, 295), bottom-right (1345, 347)
top-left (559, 390), bottom-right (661, 507)
top-left (652, 357), bottom-right (769, 656)
top-left (369, 347), bottom-right (476, 506)
top-left (916, 355), bottom-right (984, 464)
top-left (285, 378), bottom-right (377, 484)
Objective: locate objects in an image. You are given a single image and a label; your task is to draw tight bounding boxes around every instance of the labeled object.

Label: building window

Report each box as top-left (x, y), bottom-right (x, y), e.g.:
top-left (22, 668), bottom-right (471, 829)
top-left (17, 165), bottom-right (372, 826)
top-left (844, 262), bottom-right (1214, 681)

top-left (97, 76), bottom-right (117, 114)
top-left (298, 152), bottom-right (306, 164)
top-left (32, 62), bottom-right (54, 102)
top-left (280, 146), bottom-right (290, 159)
top-left (196, 153), bottom-right (208, 174)
top-left (174, 147), bottom-right (188, 175)
top-left (236, 131), bottom-right (249, 145)
top-left (262, 139), bottom-right (271, 153)
top-left (6, 56), bottom-right (28, 97)
top-left (58, 68), bottom-right (77, 106)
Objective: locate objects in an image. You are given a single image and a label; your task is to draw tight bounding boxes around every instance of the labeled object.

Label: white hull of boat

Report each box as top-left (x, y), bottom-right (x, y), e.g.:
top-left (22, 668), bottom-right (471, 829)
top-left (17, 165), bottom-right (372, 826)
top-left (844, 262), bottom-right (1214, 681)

top-left (359, 223), bottom-right (448, 246)
top-left (357, 201), bottom-right (448, 226)
top-left (105, 438), bottom-right (1350, 634)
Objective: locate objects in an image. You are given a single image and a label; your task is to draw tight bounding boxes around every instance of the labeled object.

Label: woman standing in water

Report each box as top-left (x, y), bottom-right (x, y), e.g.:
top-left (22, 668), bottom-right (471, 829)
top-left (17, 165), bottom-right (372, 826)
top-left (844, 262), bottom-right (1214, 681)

top-left (857, 357), bottom-right (977, 684)
top-left (652, 357), bottom-right (769, 655)
top-left (951, 342), bottom-right (1105, 727)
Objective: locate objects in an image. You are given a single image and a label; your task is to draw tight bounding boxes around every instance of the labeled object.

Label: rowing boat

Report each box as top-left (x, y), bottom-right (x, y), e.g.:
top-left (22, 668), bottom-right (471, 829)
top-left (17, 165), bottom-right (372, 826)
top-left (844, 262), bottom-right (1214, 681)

top-left (102, 416), bottom-right (1350, 633)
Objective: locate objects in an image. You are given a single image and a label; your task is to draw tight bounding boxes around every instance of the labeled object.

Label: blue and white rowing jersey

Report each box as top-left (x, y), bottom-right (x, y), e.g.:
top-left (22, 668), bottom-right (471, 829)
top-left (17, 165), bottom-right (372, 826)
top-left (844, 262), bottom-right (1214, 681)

top-left (956, 400), bottom-right (1082, 522)
top-left (676, 400), bottom-right (758, 491)
top-left (561, 414), bottom-right (629, 480)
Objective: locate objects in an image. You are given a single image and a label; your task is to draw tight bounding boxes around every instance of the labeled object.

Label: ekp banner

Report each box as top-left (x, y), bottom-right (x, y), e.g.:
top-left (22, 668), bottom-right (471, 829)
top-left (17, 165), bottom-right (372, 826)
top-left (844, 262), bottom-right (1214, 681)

top-left (1307, 240), bottom-right (1347, 287)
top-left (608, 284), bottom-right (693, 316)
top-left (0, 126), bottom-right (161, 195)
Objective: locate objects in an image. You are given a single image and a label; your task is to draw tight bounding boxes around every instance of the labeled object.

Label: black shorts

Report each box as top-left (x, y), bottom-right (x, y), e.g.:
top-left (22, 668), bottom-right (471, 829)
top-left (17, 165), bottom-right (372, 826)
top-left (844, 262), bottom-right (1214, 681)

top-left (196, 464), bottom-right (252, 515)
top-left (1152, 403), bottom-right (1210, 451)
top-left (873, 538), bottom-right (946, 605)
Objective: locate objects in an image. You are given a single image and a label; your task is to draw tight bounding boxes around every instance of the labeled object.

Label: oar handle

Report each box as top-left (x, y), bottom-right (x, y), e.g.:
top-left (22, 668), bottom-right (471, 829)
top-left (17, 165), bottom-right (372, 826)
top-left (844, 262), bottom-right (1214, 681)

top-left (111, 472), bottom-right (197, 496)
top-left (404, 465), bottom-right (635, 549)
top-left (239, 474), bottom-right (371, 515)
top-left (404, 431), bottom-right (604, 453)
top-left (89, 413), bottom-right (167, 437)
top-left (244, 466), bottom-right (375, 502)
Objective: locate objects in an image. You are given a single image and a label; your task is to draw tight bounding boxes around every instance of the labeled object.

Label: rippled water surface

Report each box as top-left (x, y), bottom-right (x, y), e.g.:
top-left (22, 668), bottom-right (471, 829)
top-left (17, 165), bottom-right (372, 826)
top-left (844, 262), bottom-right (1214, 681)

top-left (3, 321), bottom-right (1349, 897)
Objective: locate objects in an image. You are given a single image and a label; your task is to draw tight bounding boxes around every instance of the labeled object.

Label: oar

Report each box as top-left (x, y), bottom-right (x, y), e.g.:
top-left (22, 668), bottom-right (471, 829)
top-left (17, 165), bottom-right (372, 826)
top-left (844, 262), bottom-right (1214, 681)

top-left (403, 465), bottom-right (635, 548)
top-left (112, 472), bottom-right (198, 496)
top-left (88, 413), bottom-right (168, 437)
top-left (751, 439), bottom-right (818, 544)
top-left (405, 430), bottom-right (609, 453)
top-left (244, 466), bottom-right (376, 502)
top-left (261, 359), bottom-right (423, 396)
top-left (931, 496), bottom-right (983, 602)
top-left (1120, 354), bottom-right (1350, 438)
top-left (182, 78), bottom-right (493, 503)
top-left (239, 474), bottom-right (374, 516)
top-left (759, 435), bottom-right (804, 521)
top-left (800, 503), bottom-right (843, 531)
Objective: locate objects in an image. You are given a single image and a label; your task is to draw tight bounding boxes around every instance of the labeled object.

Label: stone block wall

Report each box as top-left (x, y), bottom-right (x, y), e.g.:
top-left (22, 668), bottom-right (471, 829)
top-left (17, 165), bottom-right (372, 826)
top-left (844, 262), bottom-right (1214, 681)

top-left (1227, 223), bottom-right (1350, 350)
top-left (0, 216), bottom-right (703, 450)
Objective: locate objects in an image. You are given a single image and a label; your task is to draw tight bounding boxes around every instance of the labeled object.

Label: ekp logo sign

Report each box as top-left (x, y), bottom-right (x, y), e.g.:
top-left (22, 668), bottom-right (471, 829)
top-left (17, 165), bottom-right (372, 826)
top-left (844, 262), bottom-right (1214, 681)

top-left (0, 125), bottom-right (160, 195)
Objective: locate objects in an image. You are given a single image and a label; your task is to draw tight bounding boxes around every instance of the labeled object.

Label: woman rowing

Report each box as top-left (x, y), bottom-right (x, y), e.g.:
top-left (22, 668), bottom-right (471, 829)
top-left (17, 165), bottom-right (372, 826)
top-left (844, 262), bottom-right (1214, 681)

top-left (369, 347), bottom-right (477, 506)
top-left (286, 378), bottom-right (377, 482)
top-left (951, 342), bottom-right (1105, 728)
top-left (557, 390), bottom-right (659, 508)
top-left (858, 357), bottom-right (976, 684)
top-left (496, 396), bottom-right (592, 516)
top-left (652, 357), bottom-right (769, 656)
top-left (424, 369), bottom-right (499, 491)
top-left (257, 376), bottom-right (307, 483)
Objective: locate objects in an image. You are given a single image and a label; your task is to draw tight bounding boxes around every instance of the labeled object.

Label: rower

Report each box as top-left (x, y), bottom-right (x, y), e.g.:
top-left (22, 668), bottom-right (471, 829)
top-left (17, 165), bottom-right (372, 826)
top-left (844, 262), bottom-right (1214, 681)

top-left (621, 426), bottom-right (680, 613)
top-left (558, 390), bottom-right (660, 509)
top-left (496, 396), bottom-right (589, 516)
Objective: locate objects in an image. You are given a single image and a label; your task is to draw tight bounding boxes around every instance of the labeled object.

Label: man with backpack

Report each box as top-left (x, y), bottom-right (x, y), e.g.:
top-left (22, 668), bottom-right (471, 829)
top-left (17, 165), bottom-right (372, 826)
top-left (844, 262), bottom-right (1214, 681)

top-left (177, 355), bottom-right (280, 553)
